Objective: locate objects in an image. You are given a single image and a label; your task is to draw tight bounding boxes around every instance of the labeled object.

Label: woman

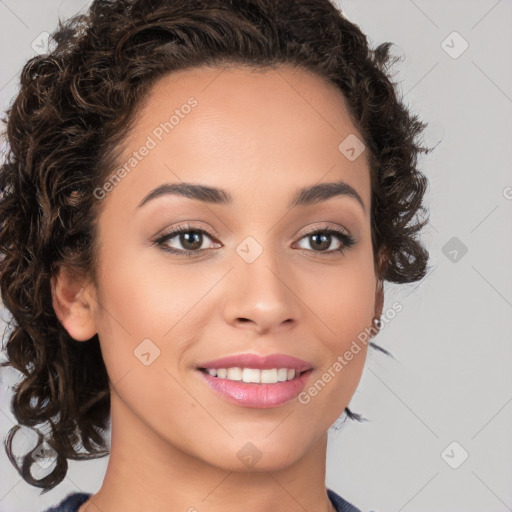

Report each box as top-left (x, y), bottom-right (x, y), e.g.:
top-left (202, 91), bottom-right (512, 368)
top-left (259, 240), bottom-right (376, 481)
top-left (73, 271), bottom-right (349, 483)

top-left (0, 0), bottom-right (431, 511)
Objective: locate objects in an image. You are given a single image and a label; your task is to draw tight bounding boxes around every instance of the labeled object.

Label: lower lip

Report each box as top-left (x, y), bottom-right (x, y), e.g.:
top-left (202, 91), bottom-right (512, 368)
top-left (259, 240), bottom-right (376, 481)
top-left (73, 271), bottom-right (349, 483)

top-left (198, 370), bottom-right (312, 408)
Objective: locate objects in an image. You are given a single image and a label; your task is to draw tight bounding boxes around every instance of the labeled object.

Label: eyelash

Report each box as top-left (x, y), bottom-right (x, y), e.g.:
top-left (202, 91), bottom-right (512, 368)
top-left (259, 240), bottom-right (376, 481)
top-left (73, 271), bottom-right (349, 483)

top-left (153, 223), bottom-right (356, 258)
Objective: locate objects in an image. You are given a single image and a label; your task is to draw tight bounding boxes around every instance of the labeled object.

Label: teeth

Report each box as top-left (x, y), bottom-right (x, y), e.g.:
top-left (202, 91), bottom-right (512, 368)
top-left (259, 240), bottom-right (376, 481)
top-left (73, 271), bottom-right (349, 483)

top-left (242, 368), bottom-right (261, 383)
top-left (260, 369), bottom-right (278, 384)
top-left (203, 367), bottom-right (299, 383)
top-left (277, 368), bottom-right (288, 382)
top-left (227, 367), bottom-right (242, 381)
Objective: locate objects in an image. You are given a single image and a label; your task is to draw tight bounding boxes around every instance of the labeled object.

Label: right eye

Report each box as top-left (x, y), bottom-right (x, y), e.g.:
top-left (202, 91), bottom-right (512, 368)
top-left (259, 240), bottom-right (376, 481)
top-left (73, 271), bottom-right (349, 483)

top-left (153, 224), bottom-right (222, 257)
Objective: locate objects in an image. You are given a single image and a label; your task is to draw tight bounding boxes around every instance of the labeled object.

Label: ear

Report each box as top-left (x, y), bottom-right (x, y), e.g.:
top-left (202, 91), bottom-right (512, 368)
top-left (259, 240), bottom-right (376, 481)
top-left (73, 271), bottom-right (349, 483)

top-left (51, 265), bottom-right (97, 341)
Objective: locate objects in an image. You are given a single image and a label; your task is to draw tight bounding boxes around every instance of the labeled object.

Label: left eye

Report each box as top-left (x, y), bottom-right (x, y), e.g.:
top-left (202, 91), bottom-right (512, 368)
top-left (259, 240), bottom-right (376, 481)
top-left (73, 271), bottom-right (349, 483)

top-left (294, 228), bottom-right (354, 253)
top-left (155, 225), bottom-right (356, 256)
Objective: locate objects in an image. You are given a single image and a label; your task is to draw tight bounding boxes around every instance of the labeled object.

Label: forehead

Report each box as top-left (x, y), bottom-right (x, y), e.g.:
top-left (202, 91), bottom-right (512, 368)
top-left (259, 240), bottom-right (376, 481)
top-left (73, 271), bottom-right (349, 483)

top-left (107, 64), bottom-right (371, 213)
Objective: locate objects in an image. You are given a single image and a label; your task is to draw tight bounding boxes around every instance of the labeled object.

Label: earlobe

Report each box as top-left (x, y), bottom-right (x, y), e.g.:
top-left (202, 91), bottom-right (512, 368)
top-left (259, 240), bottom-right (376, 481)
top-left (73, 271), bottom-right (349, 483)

top-left (374, 279), bottom-right (384, 318)
top-left (373, 246), bottom-right (388, 319)
top-left (51, 266), bottom-right (98, 341)
top-left (369, 280), bottom-right (385, 338)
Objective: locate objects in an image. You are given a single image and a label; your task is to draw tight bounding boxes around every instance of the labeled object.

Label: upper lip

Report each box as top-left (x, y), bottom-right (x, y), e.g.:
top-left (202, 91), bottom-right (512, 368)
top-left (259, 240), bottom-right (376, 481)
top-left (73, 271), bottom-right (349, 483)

top-left (197, 353), bottom-right (313, 373)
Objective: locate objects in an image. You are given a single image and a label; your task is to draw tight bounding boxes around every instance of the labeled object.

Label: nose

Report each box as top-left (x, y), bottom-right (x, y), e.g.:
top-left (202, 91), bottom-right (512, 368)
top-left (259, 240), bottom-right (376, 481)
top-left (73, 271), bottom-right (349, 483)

top-left (222, 242), bottom-right (302, 335)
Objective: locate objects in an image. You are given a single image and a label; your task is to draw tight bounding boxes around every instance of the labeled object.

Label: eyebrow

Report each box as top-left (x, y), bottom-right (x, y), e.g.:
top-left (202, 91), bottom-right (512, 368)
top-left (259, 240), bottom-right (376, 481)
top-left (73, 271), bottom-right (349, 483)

top-left (137, 180), bottom-right (365, 212)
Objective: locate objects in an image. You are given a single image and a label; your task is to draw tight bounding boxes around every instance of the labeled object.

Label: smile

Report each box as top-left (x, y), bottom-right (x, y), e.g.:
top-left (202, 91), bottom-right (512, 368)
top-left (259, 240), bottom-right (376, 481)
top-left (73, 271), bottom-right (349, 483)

top-left (196, 353), bottom-right (314, 407)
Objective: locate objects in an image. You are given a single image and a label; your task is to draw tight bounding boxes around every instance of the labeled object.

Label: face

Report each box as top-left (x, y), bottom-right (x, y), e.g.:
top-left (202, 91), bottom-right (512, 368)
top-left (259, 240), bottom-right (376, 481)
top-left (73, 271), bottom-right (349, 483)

top-left (61, 64), bottom-right (383, 472)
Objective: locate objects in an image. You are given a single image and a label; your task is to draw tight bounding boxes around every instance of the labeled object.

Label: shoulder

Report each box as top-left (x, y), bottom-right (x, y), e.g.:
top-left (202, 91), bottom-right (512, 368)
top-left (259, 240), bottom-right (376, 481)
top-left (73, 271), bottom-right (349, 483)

top-left (43, 489), bottom-right (373, 512)
top-left (327, 488), bottom-right (381, 512)
top-left (41, 492), bottom-right (92, 512)
top-left (327, 488), bottom-right (362, 512)
top-left (327, 489), bottom-right (372, 512)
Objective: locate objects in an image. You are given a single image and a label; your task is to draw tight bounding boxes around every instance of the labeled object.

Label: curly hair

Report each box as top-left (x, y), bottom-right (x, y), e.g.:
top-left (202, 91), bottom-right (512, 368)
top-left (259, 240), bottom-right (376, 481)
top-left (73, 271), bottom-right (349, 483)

top-left (0, 0), bottom-right (432, 493)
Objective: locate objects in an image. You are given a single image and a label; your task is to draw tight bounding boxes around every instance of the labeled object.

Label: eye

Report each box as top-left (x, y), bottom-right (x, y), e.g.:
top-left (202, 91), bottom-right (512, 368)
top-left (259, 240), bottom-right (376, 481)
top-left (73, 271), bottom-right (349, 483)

top-left (154, 223), bottom-right (220, 256)
top-left (293, 225), bottom-right (356, 255)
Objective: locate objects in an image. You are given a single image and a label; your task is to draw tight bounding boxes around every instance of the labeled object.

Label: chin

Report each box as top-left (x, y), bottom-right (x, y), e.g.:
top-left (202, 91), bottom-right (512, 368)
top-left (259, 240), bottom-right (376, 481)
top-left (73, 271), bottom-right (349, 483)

top-left (195, 433), bottom-right (314, 473)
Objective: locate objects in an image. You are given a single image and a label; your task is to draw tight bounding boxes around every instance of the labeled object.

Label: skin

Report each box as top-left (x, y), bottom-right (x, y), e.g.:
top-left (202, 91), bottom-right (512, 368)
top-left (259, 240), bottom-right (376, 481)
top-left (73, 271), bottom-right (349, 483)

top-left (52, 64), bottom-right (385, 512)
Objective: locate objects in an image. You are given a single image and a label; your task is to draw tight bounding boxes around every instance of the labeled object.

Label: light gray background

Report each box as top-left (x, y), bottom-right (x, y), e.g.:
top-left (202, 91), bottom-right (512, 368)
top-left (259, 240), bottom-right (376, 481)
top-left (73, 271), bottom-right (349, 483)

top-left (1, 1), bottom-right (511, 511)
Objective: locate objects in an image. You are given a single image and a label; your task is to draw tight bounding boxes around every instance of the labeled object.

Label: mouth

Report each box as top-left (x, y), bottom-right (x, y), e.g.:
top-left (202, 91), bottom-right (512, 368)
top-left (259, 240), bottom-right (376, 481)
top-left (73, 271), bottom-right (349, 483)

top-left (195, 353), bottom-right (314, 408)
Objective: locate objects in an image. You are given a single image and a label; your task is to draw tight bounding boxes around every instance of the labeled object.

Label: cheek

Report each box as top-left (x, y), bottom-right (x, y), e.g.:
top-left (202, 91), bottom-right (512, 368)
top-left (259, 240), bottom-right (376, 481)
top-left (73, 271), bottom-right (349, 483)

top-left (297, 254), bottom-right (375, 411)
top-left (301, 255), bottom-right (376, 348)
top-left (94, 241), bottom-right (181, 333)
top-left (91, 244), bottom-right (209, 381)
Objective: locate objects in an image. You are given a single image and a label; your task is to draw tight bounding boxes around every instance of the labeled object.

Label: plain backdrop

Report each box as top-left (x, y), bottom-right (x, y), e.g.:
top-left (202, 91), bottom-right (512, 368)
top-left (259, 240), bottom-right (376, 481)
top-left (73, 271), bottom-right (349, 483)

top-left (1, 1), bottom-right (511, 511)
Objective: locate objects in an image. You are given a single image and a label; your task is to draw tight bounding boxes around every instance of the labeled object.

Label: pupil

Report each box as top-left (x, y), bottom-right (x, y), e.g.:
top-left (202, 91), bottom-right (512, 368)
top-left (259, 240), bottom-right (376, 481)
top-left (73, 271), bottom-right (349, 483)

top-left (182, 232), bottom-right (202, 250)
top-left (312, 233), bottom-right (329, 251)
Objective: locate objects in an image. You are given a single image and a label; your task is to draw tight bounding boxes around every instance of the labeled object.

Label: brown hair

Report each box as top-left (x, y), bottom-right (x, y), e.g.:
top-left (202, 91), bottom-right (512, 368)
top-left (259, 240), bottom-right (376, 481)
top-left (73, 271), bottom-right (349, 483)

top-left (0, 0), bottom-right (432, 493)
